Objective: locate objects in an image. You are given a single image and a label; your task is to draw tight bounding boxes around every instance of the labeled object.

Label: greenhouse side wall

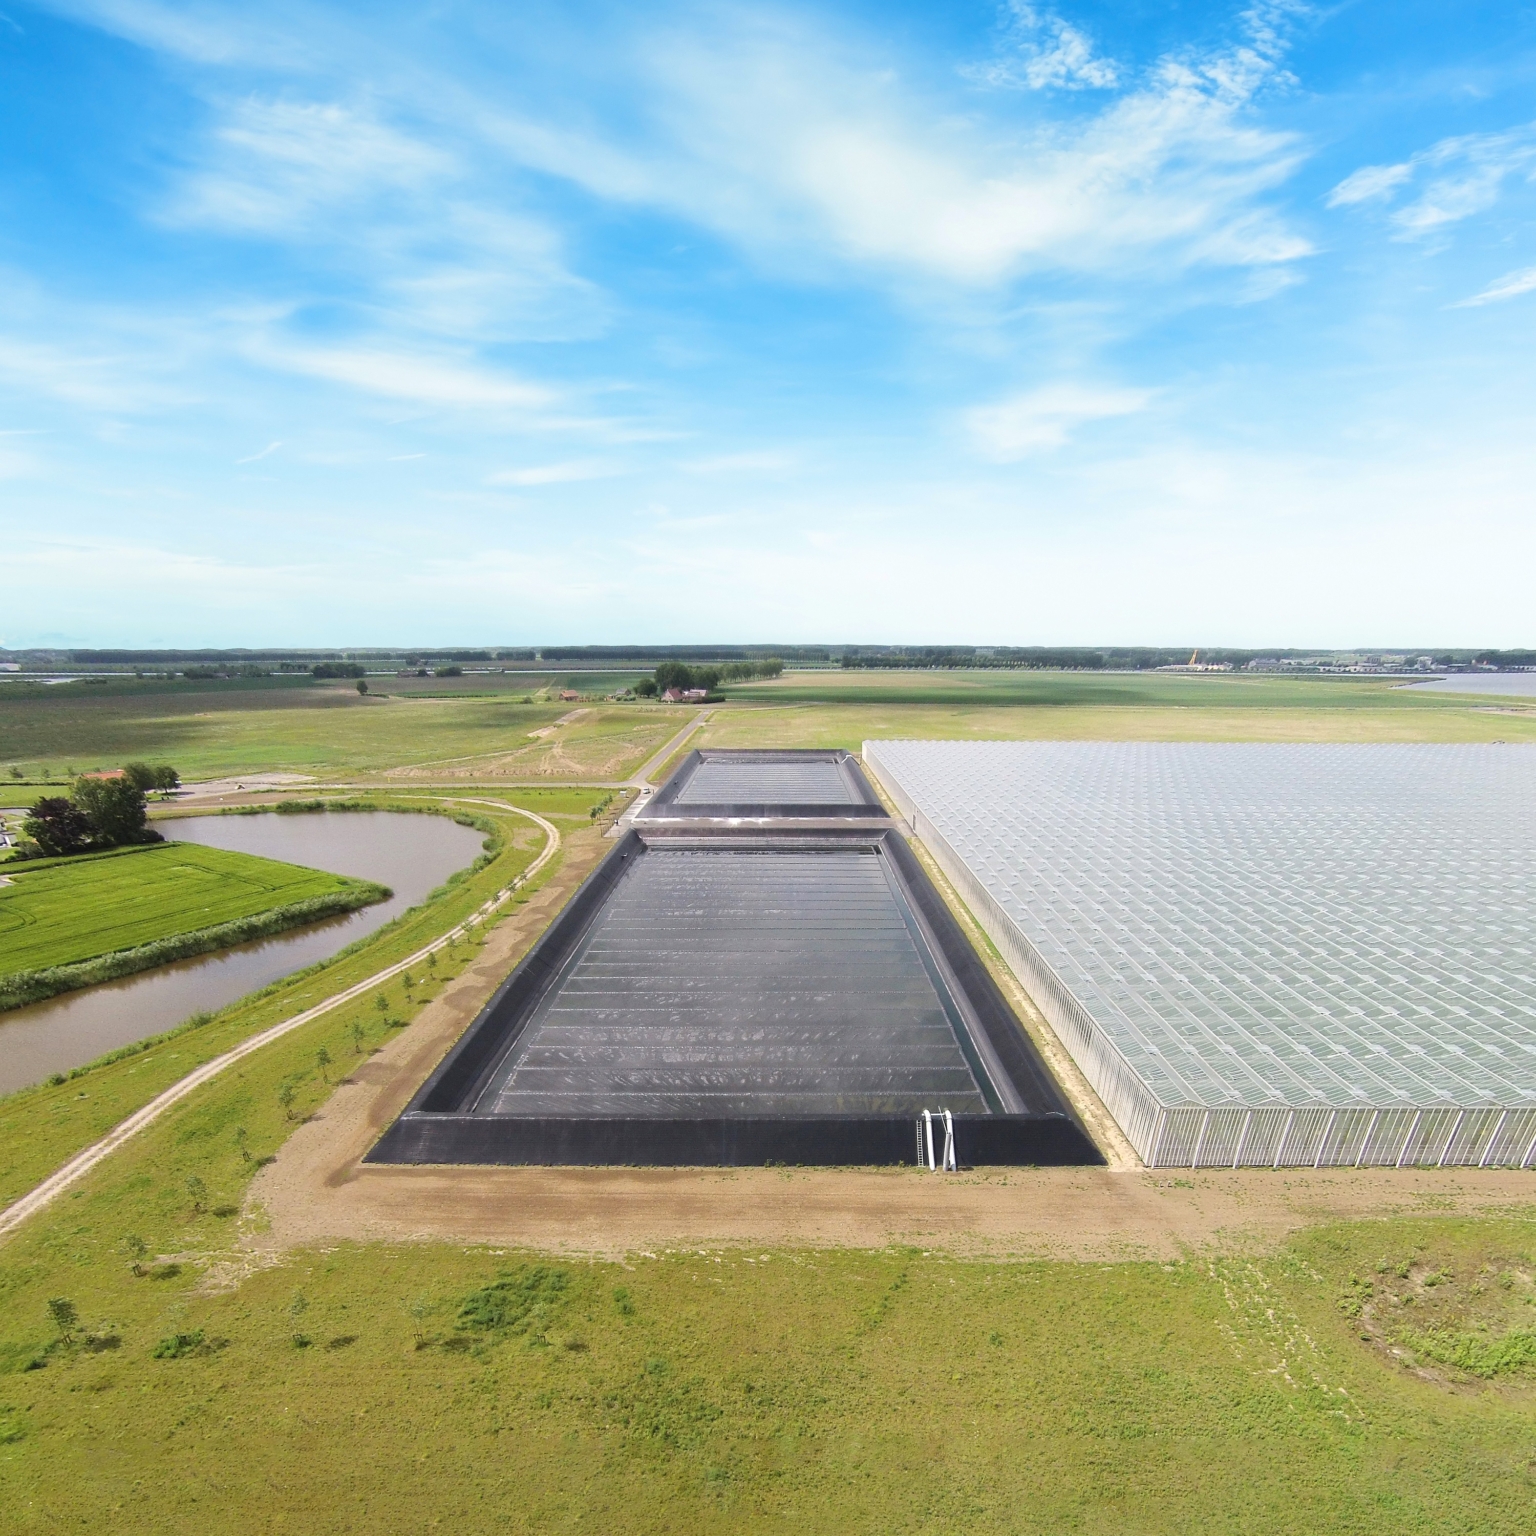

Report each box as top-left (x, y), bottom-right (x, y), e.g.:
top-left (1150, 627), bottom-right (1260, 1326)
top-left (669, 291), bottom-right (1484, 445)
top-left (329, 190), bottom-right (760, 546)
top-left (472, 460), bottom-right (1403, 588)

top-left (864, 742), bottom-right (1167, 1163)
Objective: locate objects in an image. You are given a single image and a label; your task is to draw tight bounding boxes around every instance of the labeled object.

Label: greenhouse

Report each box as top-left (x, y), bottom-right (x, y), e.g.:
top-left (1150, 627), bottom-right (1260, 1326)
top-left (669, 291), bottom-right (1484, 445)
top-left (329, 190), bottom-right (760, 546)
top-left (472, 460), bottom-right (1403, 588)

top-left (864, 740), bottom-right (1536, 1169)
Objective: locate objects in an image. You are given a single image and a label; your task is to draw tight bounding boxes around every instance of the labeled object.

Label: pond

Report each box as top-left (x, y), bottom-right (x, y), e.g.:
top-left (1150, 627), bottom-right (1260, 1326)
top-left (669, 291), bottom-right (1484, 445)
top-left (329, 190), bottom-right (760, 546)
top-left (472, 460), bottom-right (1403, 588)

top-left (0, 810), bottom-right (489, 1096)
top-left (1401, 674), bottom-right (1536, 698)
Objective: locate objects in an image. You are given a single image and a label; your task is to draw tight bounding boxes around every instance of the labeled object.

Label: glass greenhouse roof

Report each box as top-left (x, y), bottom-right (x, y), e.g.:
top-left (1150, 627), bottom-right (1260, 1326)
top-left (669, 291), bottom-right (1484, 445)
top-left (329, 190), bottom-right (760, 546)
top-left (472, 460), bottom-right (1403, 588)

top-left (867, 742), bottom-right (1536, 1112)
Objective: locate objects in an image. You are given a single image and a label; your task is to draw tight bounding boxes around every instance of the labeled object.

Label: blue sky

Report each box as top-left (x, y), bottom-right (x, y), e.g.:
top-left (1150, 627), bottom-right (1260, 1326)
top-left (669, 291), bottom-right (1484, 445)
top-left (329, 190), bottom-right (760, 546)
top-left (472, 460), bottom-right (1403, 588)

top-left (1, 0), bottom-right (1533, 647)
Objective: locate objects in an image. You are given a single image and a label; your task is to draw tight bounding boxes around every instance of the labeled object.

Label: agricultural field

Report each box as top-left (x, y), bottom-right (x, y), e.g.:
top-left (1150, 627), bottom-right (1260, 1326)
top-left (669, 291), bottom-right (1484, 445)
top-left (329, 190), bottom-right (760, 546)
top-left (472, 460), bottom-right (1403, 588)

top-left (9, 670), bottom-right (1532, 790)
top-left (707, 669), bottom-right (1536, 749)
top-left (0, 843), bottom-right (379, 980)
top-left (3, 677), bottom-right (1535, 1531)
top-left (379, 670), bottom-right (647, 697)
top-left (381, 706), bottom-right (676, 783)
top-left (0, 678), bottom-right (675, 782)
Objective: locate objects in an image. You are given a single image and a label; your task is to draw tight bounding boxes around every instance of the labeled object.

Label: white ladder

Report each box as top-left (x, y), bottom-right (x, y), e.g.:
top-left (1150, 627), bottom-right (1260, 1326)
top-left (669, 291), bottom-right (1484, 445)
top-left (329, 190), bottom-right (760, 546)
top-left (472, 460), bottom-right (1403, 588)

top-left (917, 1108), bottom-right (957, 1172)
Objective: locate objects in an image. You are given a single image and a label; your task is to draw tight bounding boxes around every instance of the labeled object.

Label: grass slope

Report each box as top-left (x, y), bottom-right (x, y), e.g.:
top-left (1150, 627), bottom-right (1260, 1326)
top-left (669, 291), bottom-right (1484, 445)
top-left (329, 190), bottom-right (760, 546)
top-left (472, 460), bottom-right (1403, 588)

top-left (0, 843), bottom-right (372, 978)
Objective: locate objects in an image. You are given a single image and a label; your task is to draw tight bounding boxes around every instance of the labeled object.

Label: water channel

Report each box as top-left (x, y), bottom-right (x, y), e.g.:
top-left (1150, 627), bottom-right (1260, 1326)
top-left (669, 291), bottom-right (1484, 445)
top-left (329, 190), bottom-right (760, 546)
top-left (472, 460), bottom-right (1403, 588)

top-left (0, 810), bottom-right (488, 1095)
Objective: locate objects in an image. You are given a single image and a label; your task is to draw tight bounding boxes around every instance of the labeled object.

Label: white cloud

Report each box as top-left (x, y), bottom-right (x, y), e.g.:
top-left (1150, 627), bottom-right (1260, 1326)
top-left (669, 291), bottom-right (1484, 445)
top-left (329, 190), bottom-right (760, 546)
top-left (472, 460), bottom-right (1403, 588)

top-left (615, 13), bottom-right (1312, 284)
top-left (55, 1), bottom-right (1316, 290)
top-left (167, 99), bottom-right (452, 232)
top-left (249, 342), bottom-right (555, 409)
top-left (1453, 265), bottom-right (1536, 308)
top-left (1328, 121), bottom-right (1536, 236)
top-left (1325, 162), bottom-right (1412, 207)
top-left (967, 383), bottom-right (1151, 457)
top-left (39, 0), bottom-right (289, 65)
top-left (485, 460), bottom-right (618, 486)
top-left (0, 333), bottom-right (189, 412)
top-left (235, 440), bottom-right (281, 464)
top-left (965, 3), bottom-right (1119, 92)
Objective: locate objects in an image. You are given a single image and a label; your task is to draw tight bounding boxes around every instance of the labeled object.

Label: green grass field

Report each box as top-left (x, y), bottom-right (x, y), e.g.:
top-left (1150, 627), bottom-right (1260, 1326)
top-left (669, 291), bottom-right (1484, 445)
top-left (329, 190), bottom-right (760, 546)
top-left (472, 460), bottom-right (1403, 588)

top-left (3, 1187), bottom-right (1536, 1532)
top-left (378, 670), bottom-right (648, 697)
top-left (730, 668), bottom-right (1468, 707)
top-left (0, 680), bottom-right (675, 782)
top-left (705, 669), bottom-right (1536, 749)
top-left (0, 843), bottom-right (375, 978)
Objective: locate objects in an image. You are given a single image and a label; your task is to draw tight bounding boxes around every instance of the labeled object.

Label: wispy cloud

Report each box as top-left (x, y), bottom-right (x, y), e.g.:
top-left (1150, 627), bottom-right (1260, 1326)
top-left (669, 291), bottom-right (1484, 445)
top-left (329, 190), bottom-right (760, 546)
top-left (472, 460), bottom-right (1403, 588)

top-left (485, 460), bottom-right (618, 486)
top-left (249, 341), bottom-right (555, 410)
top-left (1326, 162), bottom-right (1413, 207)
top-left (964, 3), bottom-right (1119, 91)
top-left (0, 332), bottom-right (188, 412)
top-left (1327, 121), bottom-right (1536, 235)
top-left (967, 383), bottom-right (1151, 458)
top-left (52, 1), bottom-right (1317, 296)
top-left (600, 7), bottom-right (1313, 282)
top-left (1453, 265), bottom-right (1536, 307)
top-left (235, 440), bottom-right (281, 464)
top-left (165, 99), bottom-right (452, 232)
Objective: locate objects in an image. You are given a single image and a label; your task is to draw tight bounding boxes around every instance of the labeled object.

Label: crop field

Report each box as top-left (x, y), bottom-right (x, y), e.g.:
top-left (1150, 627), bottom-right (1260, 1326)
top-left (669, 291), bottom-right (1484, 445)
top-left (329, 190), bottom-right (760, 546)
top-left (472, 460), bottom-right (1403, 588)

top-left (0, 681), bottom-right (674, 782)
top-left (381, 706), bottom-right (675, 783)
top-left (379, 670), bottom-right (647, 697)
top-left (730, 668), bottom-right (1464, 708)
top-left (706, 669), bottom-right (1536, 750)
top-left (0, 843), bottom-right (376, 979)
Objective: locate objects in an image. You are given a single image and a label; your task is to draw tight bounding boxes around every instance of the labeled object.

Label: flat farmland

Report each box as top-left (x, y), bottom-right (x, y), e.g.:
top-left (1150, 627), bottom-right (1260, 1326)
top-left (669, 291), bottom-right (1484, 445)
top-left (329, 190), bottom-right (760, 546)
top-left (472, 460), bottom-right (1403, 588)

top-left (379, 670), bottom-right (647, 697)
top-left (707, 670), bottom-right (1536, 748)
top-left (0, 843), bottom-right (375, 978)
top-left (0, 680), bottom-right (674, 782)
top-left (380, 706), bottom-right (675, 782)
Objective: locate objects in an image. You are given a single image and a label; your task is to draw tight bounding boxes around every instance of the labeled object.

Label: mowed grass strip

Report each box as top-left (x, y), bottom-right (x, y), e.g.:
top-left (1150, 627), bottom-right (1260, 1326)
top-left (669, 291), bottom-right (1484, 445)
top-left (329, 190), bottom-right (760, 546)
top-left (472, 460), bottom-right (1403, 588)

top-left (0, 843), bottom-right (373, 978)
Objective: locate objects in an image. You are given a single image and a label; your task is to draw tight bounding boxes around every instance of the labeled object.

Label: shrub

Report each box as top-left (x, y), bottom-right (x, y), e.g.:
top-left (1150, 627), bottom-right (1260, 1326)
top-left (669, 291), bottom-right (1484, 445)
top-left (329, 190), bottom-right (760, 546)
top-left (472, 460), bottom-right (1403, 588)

top-left (456, 1266), bottom-right (570, 1336)
top-left (153, 1329), bottom-right (210, 1360)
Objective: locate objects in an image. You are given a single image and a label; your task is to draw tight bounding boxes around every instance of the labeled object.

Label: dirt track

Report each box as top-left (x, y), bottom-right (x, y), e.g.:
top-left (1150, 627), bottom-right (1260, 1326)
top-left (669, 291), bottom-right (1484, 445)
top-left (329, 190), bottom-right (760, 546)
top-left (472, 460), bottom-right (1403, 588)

top-left (246, 818), bottom-right (1536, 1263)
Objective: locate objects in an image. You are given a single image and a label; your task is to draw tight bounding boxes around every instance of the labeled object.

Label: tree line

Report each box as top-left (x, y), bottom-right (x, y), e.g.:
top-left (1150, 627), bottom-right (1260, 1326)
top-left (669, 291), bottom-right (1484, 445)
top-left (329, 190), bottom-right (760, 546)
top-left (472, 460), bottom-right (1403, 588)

top-left (16, 763), bottom-right (179, 859)
top-left (636, 658), bottom-right (783, 697)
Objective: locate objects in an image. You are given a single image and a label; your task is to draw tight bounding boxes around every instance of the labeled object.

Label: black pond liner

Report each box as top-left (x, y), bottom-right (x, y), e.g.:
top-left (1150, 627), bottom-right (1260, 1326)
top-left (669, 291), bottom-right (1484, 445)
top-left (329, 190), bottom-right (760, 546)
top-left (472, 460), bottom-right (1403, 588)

top-left (367, 821), bottom-right (1103, 1169)
top-left (635, 748), bottom-right (890, 821)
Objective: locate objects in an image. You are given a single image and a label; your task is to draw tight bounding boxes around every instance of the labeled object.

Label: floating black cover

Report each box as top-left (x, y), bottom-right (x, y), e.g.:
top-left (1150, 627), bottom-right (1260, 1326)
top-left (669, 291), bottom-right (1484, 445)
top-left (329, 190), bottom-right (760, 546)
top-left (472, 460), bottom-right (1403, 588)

top-left (368, 756), bottom-right (1101, 1168)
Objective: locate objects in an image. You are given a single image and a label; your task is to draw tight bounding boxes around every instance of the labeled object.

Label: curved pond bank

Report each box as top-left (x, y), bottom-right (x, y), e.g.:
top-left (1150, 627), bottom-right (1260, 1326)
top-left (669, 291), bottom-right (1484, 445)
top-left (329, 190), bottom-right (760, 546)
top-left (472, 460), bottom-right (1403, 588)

top-left (0, 810), bottom-right (487, 1096)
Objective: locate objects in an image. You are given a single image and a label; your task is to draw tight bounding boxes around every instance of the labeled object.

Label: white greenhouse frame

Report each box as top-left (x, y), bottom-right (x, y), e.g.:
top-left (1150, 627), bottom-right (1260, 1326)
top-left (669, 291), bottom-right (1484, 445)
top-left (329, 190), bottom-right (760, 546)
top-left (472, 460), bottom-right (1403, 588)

top-left (864, 740), bottom-right (1536, 1170)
